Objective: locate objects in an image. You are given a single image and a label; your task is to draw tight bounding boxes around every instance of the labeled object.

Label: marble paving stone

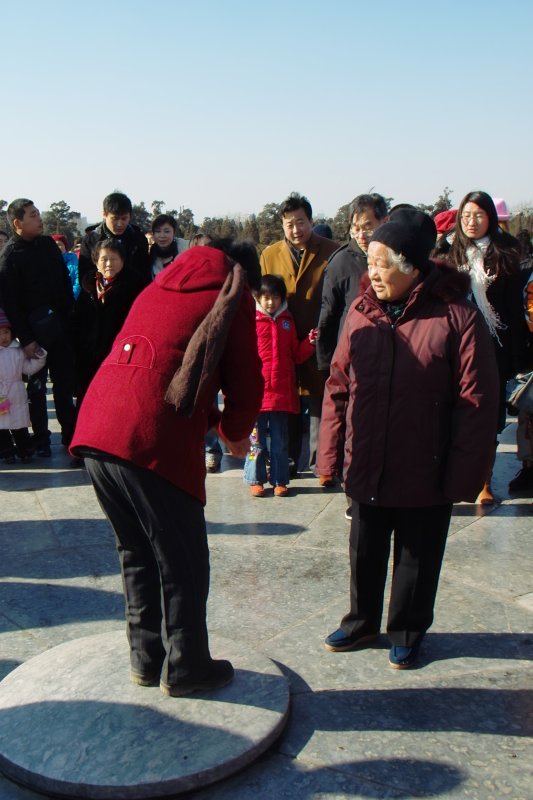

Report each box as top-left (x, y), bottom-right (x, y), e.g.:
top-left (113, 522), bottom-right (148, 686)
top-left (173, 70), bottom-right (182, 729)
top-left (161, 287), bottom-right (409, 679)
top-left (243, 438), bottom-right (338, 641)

top-left (190, 751), bottom-right (417, 799)
top-left (2, 541), bottom-right (119, 581)
top-left (207, 540), bottom-right (349, 644)
top-left (444, 517), bottom-right (533, 598)
top-left (0, 632), bottom-right (290, 799)
top-left (0, 521), bottom-right (59, 559)
top-left (280, 670), bottom-right (533, 800)
top-left (0, 581), bottom-right (124, 635)
top-left (261, 579), bottom-right (533, 694)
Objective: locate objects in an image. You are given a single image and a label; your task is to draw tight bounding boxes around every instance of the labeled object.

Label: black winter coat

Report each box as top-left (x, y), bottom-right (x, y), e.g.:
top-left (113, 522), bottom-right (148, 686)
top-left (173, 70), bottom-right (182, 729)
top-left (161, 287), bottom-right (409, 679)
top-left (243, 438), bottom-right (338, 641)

top-left (317, 240), bottom-right (367, 370)
top-left (0, 235), bottom-right (74, 347)
top-left (78, 223), bottom-right (150, 288)
top-left (73, 268), bottom-right (143, 397)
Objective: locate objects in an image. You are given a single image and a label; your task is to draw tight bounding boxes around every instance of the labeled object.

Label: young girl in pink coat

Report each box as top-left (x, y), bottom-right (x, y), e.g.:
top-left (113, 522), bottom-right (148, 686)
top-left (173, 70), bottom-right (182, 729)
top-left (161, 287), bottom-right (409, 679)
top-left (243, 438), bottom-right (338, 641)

top-left (244, 274), bottom-right (317, 496)
top-left (0, 308), bottom-right (46, 462)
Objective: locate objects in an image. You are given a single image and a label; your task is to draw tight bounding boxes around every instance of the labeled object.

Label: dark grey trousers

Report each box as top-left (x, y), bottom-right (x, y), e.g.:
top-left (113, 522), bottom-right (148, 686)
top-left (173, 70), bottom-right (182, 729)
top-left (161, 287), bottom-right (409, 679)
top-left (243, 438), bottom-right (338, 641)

top-left (85, 457), bottom-right (211, 685)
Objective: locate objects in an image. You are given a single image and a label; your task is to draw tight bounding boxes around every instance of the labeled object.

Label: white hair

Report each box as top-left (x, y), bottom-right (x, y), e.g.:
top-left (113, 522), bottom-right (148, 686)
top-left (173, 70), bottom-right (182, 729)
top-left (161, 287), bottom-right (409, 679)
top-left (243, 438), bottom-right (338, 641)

top-left (386, 247), bottom-right (414, 274)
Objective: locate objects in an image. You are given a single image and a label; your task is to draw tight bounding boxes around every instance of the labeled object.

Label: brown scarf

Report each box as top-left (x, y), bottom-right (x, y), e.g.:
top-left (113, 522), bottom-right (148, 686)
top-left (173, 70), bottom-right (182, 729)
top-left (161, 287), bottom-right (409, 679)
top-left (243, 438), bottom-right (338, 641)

top-left (165, 264), bottom-right (246, 416)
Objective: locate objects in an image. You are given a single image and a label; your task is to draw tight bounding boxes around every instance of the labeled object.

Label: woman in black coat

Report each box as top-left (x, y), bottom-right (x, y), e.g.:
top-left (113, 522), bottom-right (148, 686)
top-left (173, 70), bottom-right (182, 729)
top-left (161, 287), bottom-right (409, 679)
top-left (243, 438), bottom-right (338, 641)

top-left (448, 191), bottom-right (527, 503)
top-left (73, 239), bottom-right (143, 403)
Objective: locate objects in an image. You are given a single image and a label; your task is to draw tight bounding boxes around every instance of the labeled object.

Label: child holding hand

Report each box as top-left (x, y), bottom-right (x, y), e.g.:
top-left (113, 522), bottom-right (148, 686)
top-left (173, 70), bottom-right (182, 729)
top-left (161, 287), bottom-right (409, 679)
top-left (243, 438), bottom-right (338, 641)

top-left (244, 274), bottom-right (317, 497)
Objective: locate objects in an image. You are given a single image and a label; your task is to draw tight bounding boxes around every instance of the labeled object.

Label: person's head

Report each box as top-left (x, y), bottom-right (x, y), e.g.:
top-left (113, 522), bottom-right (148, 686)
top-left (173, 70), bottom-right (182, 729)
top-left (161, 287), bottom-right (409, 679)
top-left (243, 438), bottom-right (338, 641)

top-left (152, 214), bottom-right (178, 249)
top-left (313, 223), bottom-right (333, 239)
top-left (280, 192), bottom-right (313, 250)
top-left (92, 239), bottom-right (125, 281)
top-left (516, 229), bottom-right (533, 259)
top-left (189, 231), bottom-right (211, 247)
top-left (208, 237), bottom-right (261, 292)
top-left (0, 230), bottom-right (9, 248)
top-left (51, 234), bottom-right (68, 254)
top-left (0, 308), bottom-right (12, 347)
top-left (102, 192), bottom-right (132, 236)
top-left (457, 191), bottom-right (498, 243)
top-left (368, 209), bottom-right (436, 302)
top-left (348, 194), bottom-right (388, 254)
top-left (256, 274), bottom-right (287, 315)
top-left (7, 199), bottom-right (43, 240)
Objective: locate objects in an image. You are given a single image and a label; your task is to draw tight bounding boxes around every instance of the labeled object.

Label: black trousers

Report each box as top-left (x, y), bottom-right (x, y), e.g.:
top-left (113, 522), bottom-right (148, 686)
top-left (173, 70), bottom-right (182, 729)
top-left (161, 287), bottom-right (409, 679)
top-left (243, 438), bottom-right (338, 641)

top-left (341, 503), bottom-right (452, 647)
top-left (288, 394), bottom-right (323, 470)
top-left (0, 428), bottom-right (32, 457)
top-left (85, 458), bottom-right (211, 686)
top-left (27, 337), bottom-right (76, 446)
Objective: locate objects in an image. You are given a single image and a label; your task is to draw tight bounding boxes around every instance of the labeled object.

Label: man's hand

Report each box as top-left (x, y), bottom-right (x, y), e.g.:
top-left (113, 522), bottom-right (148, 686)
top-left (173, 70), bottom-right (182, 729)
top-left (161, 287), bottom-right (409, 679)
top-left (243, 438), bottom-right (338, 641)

top-left (23, 341), bottom-right (40, 357)
top-left (219, 434), bottom-right (250, 459)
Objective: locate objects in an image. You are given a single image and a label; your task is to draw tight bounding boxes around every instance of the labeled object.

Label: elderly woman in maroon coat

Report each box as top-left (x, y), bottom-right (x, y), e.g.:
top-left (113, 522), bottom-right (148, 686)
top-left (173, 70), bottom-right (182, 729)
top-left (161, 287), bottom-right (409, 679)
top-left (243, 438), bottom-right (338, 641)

top-left (317, 209), bottom-right (499, 669)
top-left (71, 241), bottom-right (263, 696)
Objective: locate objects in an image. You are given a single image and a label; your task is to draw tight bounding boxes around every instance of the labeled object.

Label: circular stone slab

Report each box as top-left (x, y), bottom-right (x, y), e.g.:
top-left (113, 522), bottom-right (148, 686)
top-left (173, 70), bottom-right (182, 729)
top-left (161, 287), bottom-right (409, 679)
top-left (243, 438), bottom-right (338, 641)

top-left (0, 631), bottom-right (290, 799)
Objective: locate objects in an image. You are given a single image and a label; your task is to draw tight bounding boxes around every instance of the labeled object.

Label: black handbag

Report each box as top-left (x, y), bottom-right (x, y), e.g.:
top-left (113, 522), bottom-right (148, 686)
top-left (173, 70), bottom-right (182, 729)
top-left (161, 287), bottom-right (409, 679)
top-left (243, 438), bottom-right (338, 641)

top-left (28, 306), bottom-right (64, 349)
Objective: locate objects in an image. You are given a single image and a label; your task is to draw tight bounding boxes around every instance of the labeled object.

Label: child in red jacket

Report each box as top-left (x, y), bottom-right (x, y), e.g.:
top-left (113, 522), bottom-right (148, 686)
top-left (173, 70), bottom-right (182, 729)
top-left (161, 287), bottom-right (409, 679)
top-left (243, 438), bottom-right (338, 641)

top-left (245, 274), bottom-right (317, 497)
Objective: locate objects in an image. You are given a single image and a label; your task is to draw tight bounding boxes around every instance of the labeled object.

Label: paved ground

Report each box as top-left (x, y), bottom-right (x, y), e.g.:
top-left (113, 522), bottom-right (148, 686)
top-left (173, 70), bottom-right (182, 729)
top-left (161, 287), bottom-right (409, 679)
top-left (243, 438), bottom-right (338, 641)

top-left (0, 408), bottom-right (532, 799)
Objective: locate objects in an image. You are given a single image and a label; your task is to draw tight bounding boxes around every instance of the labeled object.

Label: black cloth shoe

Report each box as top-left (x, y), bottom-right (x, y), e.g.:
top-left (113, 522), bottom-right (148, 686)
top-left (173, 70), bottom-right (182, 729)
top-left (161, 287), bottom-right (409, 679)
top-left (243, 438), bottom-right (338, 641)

top-left (160, 659), bottom-right (234, 697)
top-left (508, 465), bottom-right (533, 493)
top-left (36, 444), bottom-right (51, 457)
top-left (324, 628), bottom-right (379, 652)
top-left (389, 642), bottom-right (421, 670)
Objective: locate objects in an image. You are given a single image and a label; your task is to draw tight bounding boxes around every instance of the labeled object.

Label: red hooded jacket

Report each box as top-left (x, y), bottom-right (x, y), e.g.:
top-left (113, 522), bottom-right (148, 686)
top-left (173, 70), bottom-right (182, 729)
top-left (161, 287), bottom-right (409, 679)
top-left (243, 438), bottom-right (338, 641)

top-left (256, 302), bottom-right (315, 414)
top-left (71, 247), bottom-right (263, 504)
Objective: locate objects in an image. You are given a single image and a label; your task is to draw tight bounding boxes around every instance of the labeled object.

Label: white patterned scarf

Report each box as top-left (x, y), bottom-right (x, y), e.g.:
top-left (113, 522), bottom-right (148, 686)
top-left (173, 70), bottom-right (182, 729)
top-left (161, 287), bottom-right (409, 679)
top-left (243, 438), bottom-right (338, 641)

top-left (460, 236), bottom-right (504, 345)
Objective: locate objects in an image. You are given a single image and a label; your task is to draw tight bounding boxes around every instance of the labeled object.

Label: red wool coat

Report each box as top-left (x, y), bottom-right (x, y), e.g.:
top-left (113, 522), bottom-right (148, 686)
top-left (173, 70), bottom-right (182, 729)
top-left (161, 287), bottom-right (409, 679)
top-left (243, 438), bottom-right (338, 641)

top-left (71, 247), bottom-right (263, 504)
top-left (256, 302), bottom-right (315, 414)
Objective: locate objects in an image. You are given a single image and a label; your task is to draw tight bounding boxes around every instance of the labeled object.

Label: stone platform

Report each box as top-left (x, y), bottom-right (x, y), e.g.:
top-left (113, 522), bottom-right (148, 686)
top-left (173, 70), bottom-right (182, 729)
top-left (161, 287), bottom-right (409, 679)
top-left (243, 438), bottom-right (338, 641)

top-left (0, 632), bottom-right (289, 799)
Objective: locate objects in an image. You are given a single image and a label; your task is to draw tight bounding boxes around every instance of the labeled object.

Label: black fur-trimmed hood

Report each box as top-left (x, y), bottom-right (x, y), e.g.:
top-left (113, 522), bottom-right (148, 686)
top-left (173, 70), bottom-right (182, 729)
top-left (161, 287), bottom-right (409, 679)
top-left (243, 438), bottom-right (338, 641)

top-left (425, 258), bottom-right (471, 302)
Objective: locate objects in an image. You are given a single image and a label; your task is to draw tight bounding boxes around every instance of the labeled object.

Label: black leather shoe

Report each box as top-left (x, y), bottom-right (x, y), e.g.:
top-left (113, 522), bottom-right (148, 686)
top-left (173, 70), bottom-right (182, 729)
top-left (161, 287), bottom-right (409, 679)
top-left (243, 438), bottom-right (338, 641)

top-left (324, 628), bottom-right (379, 652)
top-left (160, 659), bottom-right (234, 697)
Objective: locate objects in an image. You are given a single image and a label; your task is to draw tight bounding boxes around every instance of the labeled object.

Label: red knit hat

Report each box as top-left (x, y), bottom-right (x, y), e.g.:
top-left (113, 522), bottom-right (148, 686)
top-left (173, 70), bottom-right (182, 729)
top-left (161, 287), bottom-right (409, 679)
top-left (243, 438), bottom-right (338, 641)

top-left (51, 234), bottom-right (69, 251)
top-left (433, 210), bottom-right (457, 234)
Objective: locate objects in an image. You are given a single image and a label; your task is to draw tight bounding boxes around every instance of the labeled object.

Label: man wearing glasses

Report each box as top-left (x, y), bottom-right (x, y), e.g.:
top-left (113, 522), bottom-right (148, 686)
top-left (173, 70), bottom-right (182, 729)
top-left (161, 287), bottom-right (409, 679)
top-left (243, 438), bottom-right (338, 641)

top-left (317, 193), bottom-right (388, 371)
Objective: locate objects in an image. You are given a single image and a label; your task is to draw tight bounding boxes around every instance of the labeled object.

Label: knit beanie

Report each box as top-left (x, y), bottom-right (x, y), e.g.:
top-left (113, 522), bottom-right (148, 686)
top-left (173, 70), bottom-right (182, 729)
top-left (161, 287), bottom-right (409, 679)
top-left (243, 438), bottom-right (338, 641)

top-left (433, 209), bottom-right (457, 235)
top-left (0, 308), bottom-right (11, 328)
top-left (51, 234), bottom-right (69, 251)
top-left (370, 208), bottom-right (437, 269)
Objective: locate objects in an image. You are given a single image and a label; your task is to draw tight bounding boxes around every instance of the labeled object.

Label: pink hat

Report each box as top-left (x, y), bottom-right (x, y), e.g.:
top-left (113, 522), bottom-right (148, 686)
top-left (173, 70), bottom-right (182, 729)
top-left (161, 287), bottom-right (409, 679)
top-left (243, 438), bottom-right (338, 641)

top-left (433, 209), bottom-right (457, 234)
top-left (492, 198), bottom-right (511, 222)
top-left (0, 308), bottom-right (11, 328)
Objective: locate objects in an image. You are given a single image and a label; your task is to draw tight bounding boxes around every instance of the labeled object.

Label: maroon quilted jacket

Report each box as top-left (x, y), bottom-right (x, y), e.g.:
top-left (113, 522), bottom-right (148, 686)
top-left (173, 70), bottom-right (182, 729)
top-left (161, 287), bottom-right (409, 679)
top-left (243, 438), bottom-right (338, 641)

top-left (317, 263), bottom-right (499, 506)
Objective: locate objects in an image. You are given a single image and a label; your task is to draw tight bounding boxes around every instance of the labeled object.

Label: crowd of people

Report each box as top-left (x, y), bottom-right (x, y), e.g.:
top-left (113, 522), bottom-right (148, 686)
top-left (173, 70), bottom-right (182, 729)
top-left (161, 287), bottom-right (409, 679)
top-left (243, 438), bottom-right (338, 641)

top-left (0, 187), bottom-right (532, 688)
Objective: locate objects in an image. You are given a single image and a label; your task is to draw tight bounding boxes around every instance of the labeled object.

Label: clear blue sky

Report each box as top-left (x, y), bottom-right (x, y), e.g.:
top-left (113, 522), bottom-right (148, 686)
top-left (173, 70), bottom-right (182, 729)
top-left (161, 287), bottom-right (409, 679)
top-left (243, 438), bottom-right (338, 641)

top-left (2, 0), bottom-right (532, 225)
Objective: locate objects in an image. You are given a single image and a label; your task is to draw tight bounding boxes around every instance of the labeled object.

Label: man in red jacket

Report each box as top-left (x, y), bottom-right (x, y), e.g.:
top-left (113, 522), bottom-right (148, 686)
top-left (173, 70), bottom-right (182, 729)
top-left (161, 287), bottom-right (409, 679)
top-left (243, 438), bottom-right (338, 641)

top-left (71, 241), bottom-right (263, 696)
top-left (317, 209), bottom-right (499, 669)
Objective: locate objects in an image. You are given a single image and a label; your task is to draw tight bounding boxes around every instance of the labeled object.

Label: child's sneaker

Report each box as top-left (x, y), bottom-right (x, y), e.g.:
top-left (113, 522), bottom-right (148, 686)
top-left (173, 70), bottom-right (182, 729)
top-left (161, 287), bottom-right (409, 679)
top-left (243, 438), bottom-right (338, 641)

top-left (250, 484), bottom-right (265, 497)
top-left (274, 486), bottom-right (288, 497)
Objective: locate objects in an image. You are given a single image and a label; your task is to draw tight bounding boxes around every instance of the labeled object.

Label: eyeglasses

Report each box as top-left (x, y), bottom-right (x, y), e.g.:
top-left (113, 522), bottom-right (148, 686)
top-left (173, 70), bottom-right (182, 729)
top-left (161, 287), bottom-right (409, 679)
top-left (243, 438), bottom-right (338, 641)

top-left (351, 225), bottom-right (376, 235)
top-left (461, 213), bottom-right (487, 222)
